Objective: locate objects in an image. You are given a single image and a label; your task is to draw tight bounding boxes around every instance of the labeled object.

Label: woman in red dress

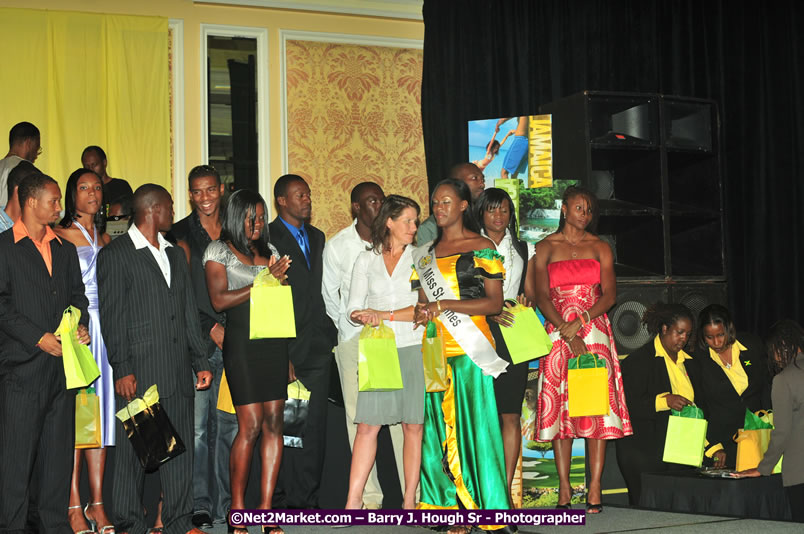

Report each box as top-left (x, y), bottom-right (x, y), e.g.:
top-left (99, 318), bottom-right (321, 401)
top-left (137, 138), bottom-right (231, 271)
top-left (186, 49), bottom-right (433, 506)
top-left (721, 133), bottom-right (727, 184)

top-left (525, 186), bottom-right (632, 512)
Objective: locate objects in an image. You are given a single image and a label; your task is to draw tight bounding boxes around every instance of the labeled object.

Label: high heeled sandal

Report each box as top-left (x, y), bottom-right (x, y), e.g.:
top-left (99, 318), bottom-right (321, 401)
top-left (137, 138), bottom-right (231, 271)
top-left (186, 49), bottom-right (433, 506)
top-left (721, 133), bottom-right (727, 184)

top-left (84, 502), bottom-right (116, 534)
top-left (69, 505), bottom-right (95, 534)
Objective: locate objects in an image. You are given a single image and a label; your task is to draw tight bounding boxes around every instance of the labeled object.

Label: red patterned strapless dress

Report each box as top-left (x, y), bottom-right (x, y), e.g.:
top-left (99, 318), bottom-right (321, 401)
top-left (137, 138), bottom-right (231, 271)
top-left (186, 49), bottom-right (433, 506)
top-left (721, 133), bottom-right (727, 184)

top-left (528, 259), bottom-right (633, 441)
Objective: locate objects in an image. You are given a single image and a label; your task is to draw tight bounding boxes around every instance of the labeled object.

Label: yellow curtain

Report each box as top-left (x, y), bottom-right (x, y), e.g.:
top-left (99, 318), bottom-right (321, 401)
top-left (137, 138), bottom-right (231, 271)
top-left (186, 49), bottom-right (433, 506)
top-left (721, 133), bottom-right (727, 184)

top-left (0, 8), bottom-right (169, 195)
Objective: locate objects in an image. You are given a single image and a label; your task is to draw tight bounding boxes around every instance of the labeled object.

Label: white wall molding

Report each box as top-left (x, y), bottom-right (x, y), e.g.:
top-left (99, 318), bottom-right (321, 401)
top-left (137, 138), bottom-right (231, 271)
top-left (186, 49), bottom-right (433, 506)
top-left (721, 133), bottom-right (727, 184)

top-left (194, 0), bottom-right (423, 21)
top-left (168, 19), bottom-right (187, 218)
top-left (200, 23), bottom-right (271, 216)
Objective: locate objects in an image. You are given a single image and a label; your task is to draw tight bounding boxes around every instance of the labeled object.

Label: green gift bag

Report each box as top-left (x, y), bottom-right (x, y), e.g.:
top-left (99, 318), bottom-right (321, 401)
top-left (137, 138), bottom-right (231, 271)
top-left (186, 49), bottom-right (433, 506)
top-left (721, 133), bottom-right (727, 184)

top-left (663, 405), bottom-right (708, 467)
top-left (422, 321), bottom-right (447, 393)
top-left (358, 322), bottom-right (403, 392)
top-left (736, 410), bottom-right (782, 473)
top-left (500, 302), bottom-right (553, 364)
top-left (567, 353), bottom-right (609, 417)
top-left (249, 269), bottom-right (296, 339)
top-left (75, 387), bottom-right (102, 449)
top-left (59, 306), bottom-right (100, 389)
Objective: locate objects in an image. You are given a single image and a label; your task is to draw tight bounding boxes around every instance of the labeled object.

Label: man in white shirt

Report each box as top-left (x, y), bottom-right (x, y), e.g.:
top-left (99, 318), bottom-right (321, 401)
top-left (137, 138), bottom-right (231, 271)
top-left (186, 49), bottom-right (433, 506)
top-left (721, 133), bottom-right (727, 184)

top-left (323, 182), bottom-right (406, 508)
top-left (0, 122), bottom-right (41, 208)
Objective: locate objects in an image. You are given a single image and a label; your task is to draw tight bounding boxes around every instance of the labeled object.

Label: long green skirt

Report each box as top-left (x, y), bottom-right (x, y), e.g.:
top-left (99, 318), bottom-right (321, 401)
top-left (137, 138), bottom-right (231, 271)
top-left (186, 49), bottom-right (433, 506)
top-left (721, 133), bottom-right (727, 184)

top-left (418, 354), bottom-right (509, 518)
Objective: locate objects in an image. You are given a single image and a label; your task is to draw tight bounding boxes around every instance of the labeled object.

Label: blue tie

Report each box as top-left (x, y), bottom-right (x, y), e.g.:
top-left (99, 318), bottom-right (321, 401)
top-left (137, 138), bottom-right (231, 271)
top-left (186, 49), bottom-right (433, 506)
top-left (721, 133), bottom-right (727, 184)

top-left (296, 229), bottom-right (311, 268)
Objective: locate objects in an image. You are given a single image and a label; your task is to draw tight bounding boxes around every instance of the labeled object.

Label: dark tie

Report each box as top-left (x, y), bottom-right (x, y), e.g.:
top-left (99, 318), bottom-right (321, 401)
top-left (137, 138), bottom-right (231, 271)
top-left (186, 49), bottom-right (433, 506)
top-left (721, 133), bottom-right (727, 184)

top-left (296, 229), bottom-right (311, 268)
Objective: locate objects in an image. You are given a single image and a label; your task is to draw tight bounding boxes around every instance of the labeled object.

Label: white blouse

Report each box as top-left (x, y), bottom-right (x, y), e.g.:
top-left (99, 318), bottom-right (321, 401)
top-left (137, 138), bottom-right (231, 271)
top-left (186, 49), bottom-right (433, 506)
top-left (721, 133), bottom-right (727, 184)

top-left (483, 229), bottom-right (535, 300)
top-left (346, 247), bottom-right (420, 348)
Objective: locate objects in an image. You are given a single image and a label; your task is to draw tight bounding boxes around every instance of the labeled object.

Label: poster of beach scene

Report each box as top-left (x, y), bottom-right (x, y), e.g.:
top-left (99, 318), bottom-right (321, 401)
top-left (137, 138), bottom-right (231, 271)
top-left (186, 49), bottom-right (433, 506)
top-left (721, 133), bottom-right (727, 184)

top-left (468, 116), bottom-right (577, 243)
top-left (519, 362), bottom-right (587, 508)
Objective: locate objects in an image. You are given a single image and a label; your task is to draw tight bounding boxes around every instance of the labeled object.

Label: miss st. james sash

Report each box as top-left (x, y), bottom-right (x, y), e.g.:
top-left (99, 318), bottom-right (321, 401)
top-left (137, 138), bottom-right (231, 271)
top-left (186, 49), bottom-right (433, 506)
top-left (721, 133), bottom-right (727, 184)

top-left (412, 245), bottom-right (509, 378)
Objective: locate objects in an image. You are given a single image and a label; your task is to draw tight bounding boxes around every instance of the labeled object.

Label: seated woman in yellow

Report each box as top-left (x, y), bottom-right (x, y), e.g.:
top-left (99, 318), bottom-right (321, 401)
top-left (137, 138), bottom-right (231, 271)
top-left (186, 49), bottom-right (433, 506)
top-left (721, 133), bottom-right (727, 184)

top-left (411, 178), bottom-right (509, 534)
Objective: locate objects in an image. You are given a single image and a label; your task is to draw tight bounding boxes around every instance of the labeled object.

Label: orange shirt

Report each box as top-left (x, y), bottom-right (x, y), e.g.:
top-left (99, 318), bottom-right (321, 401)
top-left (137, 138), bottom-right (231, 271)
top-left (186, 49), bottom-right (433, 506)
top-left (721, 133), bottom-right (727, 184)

top-left (13, 220), bottom-right (61, 276)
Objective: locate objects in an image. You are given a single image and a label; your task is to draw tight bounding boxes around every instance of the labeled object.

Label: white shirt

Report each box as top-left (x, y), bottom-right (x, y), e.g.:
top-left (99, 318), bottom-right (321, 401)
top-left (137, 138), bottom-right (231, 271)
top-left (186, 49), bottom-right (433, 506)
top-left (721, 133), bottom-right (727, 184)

top-left (346, 247), bottom-right (420, 348)
top-left (322, 220), bottom-right (372, 341)
top-left (0, 155), bottom-right (24, 208)
top-left (483, 229), bottom-right (535, 300)
top-left (128, 224), bottom-right (173, 287)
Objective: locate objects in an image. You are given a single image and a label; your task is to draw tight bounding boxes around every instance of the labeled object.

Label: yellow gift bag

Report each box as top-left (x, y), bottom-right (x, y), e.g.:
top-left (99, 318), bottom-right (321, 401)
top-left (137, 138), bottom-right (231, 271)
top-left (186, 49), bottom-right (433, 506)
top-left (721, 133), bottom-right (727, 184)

top-left (217, 370), bottom-right (236, 414)
top-left (567, 353), bottom-right (609, 417)
top-left (249, 269), bottom-right (296, 339)
top-left (59, 306), bottom-right (101, 389)
top-left (75, 387), bottom-right (102, 449)
top-left (500, 302), bottom-right (553, 364)
top-left (735, 410), bottom-right (782, 473)
top-left (422, 321), bottom-right (447, 393)
top-left (358, 322), bottom-right (403, 392)
top-left (663, 405), bottom-right (708, 467)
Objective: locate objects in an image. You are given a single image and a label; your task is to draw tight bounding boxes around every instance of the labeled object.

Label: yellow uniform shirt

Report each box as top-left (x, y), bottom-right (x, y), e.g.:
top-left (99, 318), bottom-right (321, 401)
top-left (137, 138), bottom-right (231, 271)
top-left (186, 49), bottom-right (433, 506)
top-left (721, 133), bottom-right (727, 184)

top-left (654, 335), bottom-right (695, 412)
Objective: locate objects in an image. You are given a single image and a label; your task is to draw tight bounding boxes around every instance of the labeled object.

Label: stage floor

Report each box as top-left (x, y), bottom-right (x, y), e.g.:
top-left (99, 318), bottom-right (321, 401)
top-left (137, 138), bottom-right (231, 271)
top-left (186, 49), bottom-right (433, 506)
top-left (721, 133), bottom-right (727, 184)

top-left (201, 506), bottom-right (799, 533)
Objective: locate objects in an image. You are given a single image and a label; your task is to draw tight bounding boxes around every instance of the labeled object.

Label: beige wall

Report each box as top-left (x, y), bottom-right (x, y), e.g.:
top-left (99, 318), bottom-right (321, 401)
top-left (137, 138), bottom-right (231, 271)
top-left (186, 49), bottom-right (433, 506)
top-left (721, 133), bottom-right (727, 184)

top-left (0, 0), bottom-right (423, 213)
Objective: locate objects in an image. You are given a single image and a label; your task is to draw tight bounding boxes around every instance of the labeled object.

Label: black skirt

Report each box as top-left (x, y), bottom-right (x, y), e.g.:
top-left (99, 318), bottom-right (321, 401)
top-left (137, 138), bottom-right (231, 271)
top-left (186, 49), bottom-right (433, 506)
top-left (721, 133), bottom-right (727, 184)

top-left (223, 300), bottom-right (289, 406)
top-left (489, 320), bottom-right (529, 414)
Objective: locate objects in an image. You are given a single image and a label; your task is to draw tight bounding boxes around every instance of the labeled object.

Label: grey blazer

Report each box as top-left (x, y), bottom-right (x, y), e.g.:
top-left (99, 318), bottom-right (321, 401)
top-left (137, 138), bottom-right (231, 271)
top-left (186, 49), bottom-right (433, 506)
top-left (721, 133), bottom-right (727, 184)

top-left (757, 353), bottom-right (804, 486)
top-left (97, 232), bottom-right (209, 399)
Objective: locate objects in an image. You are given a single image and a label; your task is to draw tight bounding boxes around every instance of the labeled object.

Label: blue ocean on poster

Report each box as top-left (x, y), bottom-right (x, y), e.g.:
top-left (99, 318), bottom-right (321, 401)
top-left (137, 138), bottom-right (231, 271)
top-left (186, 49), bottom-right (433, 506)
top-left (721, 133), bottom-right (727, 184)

top-left (467, 118), bottom-right (524, 182)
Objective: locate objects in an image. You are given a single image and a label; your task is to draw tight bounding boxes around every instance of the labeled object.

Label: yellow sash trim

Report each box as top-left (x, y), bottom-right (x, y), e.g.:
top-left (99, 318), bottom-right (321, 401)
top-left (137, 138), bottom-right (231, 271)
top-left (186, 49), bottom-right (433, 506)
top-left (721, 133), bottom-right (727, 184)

top-left (473, 256), bottom-right (505, 277)
top-left (440, 361), bottom-right (505, 530)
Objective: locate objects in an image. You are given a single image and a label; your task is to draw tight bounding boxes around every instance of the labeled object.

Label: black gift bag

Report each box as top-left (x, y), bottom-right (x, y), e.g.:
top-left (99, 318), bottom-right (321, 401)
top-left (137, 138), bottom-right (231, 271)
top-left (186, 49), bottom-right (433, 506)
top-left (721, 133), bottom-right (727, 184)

top-left (283, 380), bottom-right (309, 448)
top-left (119, 386), bottom-right (186, 472)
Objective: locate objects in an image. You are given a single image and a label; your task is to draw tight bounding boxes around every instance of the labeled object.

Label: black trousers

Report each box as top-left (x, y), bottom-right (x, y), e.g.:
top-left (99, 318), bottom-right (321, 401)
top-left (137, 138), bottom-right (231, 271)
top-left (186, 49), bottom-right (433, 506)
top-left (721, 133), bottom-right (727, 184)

top-left (273, 352), bottom-right (331, 508)
top-left (113, 393), bottom-right (194, 534)
top-left (615, 434), bottom-right (665, 506)
top-left (786, 483), bottom-right (804, 523)
top-left (0, 357), bottom-right (74, 534)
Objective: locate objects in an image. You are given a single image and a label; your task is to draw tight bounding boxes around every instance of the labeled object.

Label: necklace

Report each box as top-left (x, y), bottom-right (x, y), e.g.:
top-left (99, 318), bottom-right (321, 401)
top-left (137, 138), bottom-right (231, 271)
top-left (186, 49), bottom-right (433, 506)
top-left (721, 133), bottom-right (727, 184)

top-left (561, 231), bottom-right (586, 258)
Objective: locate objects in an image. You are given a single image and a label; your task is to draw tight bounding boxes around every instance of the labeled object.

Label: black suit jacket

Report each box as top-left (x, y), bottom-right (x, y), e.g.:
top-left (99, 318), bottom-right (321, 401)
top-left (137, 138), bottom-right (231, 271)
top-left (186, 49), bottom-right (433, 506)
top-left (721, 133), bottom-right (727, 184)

top-left (97, 232), bottom-right (209, 398)
top-left (621, 338), bottom-right (701, 453)
top-left (268, 217), bottom-right (336, 367)
top-left (691, 333), bottom-right (771, 460)
top-left (0, 228), bottom-right (89, 374)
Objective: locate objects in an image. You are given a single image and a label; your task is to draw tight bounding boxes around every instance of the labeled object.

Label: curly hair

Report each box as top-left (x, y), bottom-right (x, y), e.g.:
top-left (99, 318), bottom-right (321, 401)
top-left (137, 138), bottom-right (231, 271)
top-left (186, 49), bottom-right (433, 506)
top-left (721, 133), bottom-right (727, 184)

top-left (765, 319), bottom-right (804, 376)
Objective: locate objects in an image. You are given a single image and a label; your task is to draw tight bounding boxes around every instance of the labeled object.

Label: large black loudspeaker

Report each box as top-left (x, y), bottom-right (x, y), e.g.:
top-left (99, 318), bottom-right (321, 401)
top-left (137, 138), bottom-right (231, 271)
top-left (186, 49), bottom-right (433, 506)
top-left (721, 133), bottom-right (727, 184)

top-left (608, 281), bottom-right (728, 355)
top-left (541, 91), bottom-right (725, 280)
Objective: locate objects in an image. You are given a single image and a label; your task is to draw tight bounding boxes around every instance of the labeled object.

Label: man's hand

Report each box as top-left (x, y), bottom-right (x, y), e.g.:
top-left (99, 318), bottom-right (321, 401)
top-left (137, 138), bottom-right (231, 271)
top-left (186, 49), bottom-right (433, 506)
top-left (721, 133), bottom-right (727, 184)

top-left (115, 374), bottom-right (137, 401)
top-left (195, 370), bottom-right (213, 391)
top-left (76, 324), bottom-right (91, 345)
top-left (210, 324), bottom-right (225, 350)
top-left (39, 332), bottom-right (63, 357)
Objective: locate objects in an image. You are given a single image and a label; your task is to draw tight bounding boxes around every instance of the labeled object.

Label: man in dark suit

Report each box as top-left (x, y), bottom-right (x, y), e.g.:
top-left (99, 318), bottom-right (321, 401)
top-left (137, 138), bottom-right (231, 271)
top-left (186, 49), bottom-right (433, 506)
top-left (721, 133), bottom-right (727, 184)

top-left (98, 184), bottom-right (212, 534)
top-left (0, 173), bottom-right (90, 534)
top-left (269, 174), bottom-right (337, 509)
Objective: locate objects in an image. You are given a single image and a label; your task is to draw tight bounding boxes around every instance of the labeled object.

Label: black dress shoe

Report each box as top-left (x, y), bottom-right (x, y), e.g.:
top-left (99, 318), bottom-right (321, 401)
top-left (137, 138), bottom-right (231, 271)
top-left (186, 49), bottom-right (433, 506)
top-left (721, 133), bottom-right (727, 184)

top-left (192, 512), bottom-right (213, 529)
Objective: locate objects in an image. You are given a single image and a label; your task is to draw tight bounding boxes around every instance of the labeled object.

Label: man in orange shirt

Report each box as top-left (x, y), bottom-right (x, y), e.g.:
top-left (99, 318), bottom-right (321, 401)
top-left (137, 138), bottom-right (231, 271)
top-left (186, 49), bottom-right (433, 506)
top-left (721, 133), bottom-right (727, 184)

top-left (0, 173), bottom-right (91, 534)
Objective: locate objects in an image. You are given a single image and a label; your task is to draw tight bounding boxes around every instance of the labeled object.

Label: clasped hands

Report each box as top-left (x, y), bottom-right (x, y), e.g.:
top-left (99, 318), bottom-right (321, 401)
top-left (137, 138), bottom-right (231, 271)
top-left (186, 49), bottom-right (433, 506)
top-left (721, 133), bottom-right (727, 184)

top-left (40, 324), bottom-right (91, 357)
top-left (557, 315), bottom-right (588, 356)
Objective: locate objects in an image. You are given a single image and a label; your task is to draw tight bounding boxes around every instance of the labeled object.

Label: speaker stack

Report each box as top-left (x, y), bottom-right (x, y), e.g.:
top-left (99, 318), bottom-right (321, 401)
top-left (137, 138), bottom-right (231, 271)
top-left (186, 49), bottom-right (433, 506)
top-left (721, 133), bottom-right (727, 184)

top-left (541, 91), bottom-right (727, 504)
top-left (540, 91), bottom-right (727, 354)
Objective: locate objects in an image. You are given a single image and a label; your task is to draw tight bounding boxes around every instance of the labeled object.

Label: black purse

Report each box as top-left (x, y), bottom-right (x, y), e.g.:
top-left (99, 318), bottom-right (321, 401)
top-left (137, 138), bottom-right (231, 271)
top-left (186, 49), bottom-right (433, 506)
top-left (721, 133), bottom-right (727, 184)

top-left (120, 386), bottom-right (186, 472)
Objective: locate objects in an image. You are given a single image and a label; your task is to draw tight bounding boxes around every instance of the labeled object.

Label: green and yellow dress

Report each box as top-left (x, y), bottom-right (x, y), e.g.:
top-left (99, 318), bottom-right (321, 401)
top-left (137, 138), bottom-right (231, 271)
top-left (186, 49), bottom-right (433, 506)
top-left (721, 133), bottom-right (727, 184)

top-left (412, 249), bottom-right (509, 521)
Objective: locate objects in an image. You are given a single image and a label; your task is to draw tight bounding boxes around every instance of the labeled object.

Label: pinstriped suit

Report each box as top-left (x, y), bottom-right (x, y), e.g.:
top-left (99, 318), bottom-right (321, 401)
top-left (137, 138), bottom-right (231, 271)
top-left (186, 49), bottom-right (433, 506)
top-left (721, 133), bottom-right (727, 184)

top-left (0, 227), bottom-right (89, 534)
top-left (98, 230), bottom-right (210, 534)
top-left (268, 217), bottom-right (337, 508)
